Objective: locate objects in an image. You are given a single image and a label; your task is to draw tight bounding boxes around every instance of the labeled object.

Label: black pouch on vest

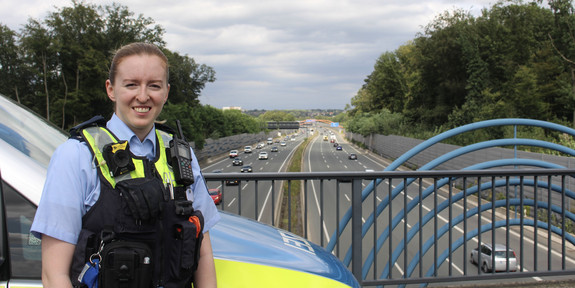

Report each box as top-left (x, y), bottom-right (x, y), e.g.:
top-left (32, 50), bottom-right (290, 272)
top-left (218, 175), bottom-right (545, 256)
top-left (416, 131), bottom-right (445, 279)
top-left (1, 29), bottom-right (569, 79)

top-left (99, 241), bottom-right (153, 288)
top-left (164, 204), bottom-right (204, 284)
top-left (116, 177), bottom-right (166, 222)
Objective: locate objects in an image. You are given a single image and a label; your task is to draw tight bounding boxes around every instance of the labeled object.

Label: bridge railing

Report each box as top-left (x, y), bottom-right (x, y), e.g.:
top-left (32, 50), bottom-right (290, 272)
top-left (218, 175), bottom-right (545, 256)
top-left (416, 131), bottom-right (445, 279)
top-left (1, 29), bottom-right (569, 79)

top-left (204, 169), bottom-right (575, 287)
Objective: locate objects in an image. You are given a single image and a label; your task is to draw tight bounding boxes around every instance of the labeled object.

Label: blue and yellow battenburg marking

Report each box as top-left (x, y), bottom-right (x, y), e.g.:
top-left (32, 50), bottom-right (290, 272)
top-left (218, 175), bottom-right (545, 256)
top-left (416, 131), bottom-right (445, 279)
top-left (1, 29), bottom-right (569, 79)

top-left (210, 212), bottom-right (360, 288)
top-left (215, 259), bottom-right (355, 288)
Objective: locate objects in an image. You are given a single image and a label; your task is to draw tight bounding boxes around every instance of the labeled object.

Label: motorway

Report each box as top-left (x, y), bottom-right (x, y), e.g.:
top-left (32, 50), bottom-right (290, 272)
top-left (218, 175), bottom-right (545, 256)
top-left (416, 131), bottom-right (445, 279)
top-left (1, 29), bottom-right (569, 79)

top-left (302, 127), bottom-right (575, 286)
top-left (201, 126), bottom-right (575, 286)
top-left (202, 134), bottom-right (305, 224)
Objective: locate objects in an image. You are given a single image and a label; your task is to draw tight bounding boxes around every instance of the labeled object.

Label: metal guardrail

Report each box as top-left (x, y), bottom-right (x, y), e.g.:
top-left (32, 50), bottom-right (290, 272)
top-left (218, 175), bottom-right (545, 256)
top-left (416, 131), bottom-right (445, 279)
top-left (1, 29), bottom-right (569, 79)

top-left (204, 169), bottom-right (575, 287)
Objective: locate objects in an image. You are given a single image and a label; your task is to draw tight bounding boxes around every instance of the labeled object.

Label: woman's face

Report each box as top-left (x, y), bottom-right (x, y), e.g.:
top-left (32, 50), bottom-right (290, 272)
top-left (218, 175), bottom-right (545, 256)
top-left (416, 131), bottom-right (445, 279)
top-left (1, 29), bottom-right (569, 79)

top-left (106, 54), bottom-right (169, 140)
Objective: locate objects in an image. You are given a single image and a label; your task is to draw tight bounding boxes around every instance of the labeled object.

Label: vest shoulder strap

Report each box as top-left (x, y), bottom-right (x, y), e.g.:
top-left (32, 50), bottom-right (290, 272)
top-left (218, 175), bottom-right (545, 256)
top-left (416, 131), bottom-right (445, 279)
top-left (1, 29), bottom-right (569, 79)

top-left (155, 122), bottom-right (177, 136)
top-left (69, 115), bottom-right (107, 141)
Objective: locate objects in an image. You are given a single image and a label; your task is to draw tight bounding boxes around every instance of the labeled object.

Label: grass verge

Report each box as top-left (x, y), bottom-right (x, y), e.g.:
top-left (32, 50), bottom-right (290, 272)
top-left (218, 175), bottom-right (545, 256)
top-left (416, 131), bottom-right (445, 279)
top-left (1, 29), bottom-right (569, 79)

top-left (279, 134), bottom-right (315, 236)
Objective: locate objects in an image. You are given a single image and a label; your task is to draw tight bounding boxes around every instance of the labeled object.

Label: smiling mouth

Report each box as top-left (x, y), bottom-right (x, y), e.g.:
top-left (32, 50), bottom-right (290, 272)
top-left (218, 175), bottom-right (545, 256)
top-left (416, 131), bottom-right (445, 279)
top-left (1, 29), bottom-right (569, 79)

top-left (134, 107), bottom-right (150, 113)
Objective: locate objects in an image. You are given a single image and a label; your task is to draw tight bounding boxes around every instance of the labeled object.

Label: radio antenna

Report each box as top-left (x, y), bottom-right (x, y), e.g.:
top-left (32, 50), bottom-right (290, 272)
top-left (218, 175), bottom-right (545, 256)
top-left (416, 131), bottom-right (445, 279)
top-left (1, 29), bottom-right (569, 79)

top-left (176, 120), bottom-right (186, 141)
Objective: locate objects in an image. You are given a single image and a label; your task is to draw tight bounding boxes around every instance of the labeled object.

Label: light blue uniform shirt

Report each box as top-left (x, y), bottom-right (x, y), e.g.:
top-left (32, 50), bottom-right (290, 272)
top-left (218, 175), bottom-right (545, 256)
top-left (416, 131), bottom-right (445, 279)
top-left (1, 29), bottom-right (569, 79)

top-left (31, 114), bottom-right (220, 244)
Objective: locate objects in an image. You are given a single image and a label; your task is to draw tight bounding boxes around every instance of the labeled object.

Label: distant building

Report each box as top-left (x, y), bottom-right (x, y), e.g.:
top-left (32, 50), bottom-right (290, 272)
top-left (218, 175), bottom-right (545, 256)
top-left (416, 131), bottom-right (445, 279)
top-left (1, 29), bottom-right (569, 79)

top-left (223, 106), bottom-right (242, 111)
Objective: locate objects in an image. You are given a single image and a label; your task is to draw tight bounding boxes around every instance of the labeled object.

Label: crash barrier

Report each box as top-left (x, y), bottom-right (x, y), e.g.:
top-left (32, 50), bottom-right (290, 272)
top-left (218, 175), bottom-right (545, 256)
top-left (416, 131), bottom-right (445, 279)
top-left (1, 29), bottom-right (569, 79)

top-left (194, 130), bottom-right (302, 164)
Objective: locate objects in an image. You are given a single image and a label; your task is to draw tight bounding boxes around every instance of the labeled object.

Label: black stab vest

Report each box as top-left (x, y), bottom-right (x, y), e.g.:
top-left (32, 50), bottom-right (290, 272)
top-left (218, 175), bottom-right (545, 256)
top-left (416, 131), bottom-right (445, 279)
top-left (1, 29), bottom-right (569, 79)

top-left (69, 121), bottom-right (203, 288)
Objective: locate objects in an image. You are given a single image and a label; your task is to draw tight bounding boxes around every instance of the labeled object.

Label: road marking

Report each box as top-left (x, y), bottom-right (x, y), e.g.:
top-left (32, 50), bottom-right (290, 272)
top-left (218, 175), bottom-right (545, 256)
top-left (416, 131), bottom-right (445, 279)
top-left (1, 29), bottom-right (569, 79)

top-left (257, 141), bottom-right (302, 222)
top-left (402, 180), bottom-right (575, 279)
top-left (307, 136), bottom-right (332, 242)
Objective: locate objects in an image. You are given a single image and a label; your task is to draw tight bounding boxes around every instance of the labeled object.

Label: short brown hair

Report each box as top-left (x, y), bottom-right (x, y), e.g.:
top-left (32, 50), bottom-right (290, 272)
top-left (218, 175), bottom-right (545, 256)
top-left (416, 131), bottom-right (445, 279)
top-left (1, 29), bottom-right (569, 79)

top-left (108, 42), bottom-right (169, 85)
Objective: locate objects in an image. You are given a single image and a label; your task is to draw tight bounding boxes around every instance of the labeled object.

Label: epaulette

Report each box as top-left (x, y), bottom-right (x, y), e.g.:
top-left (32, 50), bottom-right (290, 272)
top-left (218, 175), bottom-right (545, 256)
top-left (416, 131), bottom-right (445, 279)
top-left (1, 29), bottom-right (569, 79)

top-left (69, 115), bottom-right (107, 140)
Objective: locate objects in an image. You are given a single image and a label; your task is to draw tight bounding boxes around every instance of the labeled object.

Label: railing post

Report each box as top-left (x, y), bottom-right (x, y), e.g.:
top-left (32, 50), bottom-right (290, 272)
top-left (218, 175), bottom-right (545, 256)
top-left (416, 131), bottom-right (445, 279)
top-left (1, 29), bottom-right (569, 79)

top-left (351, 178), bottom-right (363, 283)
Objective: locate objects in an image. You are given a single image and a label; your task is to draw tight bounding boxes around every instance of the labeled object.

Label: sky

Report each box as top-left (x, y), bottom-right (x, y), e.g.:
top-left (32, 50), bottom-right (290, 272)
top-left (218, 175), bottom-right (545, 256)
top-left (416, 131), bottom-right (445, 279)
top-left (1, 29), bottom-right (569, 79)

top-left (0, 0), bottom-right (496, 110)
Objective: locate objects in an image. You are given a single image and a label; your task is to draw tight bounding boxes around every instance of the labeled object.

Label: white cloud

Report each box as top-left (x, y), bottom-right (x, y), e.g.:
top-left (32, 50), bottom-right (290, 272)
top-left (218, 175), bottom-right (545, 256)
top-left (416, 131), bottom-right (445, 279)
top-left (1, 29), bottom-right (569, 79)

top-left (0, 0), bottom-right (495, 109)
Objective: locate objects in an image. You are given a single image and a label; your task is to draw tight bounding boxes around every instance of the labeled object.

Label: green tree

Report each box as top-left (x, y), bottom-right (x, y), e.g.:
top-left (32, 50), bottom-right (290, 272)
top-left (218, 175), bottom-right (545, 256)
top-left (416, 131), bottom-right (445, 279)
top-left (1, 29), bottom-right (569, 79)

top-left (364, 52), bottom-right (407, 114)
top-left (541, 0), bottom-right (575, 126)
top-left (509, 65), bottom-right (549, 119)
top-left (19, 19), bottom-right (58, 119)
top-left (349, 87), bottom-right (374, 116)
top-left (407, 9), bottom-right (472, 127)
top-left (44, 0), bottom-right (108, 128)
top-left (223, 109), bottom-right (260, 135)
top-left (0, 24), bottom-right (23, 101)
top-left (259, 110), bottom-right (296, 122)
top-left (351, 1), bottom-right (569, 140)
top-left (102, 2), bottom-right (165, 47)
top-left (165, 50), bottom-right (216, 107)
top-left (18, 1), bottom-right (173, 128)
top-left (160, 103), bottom-right (221, 149)
top-left (9, 1), bottom-right (222, 147)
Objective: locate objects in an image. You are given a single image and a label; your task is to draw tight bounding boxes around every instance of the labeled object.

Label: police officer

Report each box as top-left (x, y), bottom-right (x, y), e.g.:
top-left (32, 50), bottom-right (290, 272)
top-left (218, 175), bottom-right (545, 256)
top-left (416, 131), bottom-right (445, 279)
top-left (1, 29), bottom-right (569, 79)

top-left (31, 42), bottom-right (220, 288)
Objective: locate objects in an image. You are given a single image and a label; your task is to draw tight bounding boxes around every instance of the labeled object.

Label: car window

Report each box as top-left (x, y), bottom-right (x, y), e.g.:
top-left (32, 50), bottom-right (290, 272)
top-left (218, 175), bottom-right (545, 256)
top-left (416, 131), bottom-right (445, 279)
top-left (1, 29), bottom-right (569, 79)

top-left (2, 181), bottom-right (42, 278)
top-left (494, 251), bottom-right (507, 258)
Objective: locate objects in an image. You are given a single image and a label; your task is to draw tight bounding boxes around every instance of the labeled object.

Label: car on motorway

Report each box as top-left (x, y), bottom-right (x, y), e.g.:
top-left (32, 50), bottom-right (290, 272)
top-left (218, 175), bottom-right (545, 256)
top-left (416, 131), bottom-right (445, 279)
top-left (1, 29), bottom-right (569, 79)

top-left (471, 243), bottom-right (517, 272)
top-left (240, 165), bottom-right (253, 173)
top-left (333, 142), bottom-right (339, 147)
top-left (229, 149), bottom-right (238, 158)
top-left (280, 141), bottom-right (287, 146)
top-left (348, 153), bottom-right (357, 160)
top-left (330, 139), bottom-right (335, 143)
top-left (259, 151), bottom-right (269, 160)
top-left (232, 157), bottom-right (243, 166)
top-left (271, 146), bottom-right (279, 152)
top-left (0, 93), bottom-right (360, 288)
top-left (209, 188), bottom-right (223, 205)
top-left (336, 145), bottom-right (343, 151)
top-left (256, 143), bottom-right (265, 149)
top-left (225, 179), bottom-right (240, 186)
top-left (244, 146), bottom-right (252, 153)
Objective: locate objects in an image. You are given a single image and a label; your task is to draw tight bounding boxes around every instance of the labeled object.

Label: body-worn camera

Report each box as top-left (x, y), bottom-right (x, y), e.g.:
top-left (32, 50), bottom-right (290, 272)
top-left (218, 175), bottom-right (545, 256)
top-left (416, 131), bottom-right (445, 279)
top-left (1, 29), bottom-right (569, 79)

top-left (103, 141), bottom-right (135, 177)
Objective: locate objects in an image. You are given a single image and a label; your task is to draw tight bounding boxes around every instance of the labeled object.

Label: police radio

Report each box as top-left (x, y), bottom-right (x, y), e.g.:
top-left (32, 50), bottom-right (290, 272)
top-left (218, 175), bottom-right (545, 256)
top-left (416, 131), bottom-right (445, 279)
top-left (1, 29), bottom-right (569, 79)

top-left (167, 120), bottom-right (194, 186)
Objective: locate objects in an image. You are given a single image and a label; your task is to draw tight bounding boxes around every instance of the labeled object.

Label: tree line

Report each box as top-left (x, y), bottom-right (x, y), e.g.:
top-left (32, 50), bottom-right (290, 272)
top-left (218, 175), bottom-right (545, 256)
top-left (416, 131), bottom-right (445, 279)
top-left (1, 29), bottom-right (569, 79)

top-left (0, 0), bottom-right (264, 148)
top-left (4, 0), bottom-right (574, 150)
top-left (346, 0), bottom-right (575, 146)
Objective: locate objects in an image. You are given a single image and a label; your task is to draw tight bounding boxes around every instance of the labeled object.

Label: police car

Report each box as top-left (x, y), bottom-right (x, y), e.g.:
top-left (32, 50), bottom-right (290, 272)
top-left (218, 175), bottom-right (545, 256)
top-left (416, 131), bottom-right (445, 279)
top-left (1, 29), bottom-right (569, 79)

top-left (0, 94), bottom-right (359, 288)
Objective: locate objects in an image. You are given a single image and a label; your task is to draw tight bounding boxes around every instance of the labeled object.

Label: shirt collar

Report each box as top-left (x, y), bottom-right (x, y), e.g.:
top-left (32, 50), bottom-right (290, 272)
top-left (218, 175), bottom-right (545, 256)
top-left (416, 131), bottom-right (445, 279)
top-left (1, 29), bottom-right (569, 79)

top-left (106, 114), bottom-right (157, 159)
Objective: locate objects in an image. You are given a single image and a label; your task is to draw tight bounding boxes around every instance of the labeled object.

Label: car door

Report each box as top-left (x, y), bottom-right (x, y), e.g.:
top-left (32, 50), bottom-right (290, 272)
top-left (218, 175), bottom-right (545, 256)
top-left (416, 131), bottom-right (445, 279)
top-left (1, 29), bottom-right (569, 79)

top-left (0, 174), bottom-right (43, 287)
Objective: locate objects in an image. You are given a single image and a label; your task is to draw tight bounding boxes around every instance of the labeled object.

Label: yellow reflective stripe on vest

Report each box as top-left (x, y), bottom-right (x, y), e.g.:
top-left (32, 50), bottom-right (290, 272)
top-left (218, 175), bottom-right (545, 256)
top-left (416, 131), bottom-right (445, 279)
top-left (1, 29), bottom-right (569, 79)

top-left (154, 129), bottom-right (176, 187)
top-left (81, 126), bottom-right (116, 185)
top-left (81, 127), bottom-right (180, 188)
top-left (214, 259), bottom-right (353, 288)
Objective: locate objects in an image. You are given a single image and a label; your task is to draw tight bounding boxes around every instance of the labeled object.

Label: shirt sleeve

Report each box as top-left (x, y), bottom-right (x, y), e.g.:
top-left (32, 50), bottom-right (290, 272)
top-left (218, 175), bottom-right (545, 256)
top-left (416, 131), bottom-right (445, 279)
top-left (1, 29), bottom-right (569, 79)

top-left (30, 139), bottom-right (99, 244)
top-left (188, 147), bottom-right (220, 233)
